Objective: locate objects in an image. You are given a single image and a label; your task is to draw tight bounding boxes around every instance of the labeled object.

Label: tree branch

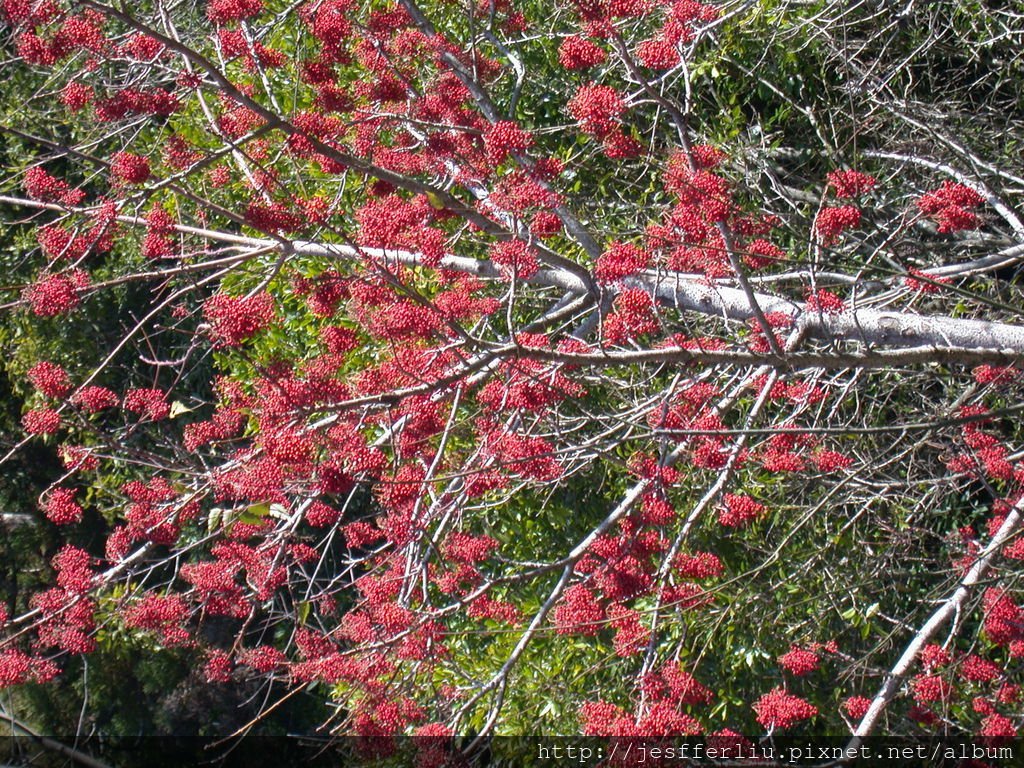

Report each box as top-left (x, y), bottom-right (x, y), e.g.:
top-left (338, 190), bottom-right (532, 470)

top-left (846, 497), bottom-right (1024, 745)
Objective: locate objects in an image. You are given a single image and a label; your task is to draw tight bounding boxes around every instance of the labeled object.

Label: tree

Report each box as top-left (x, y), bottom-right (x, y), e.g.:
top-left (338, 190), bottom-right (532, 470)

top-left (1, 0), bottom-right (1023, 763)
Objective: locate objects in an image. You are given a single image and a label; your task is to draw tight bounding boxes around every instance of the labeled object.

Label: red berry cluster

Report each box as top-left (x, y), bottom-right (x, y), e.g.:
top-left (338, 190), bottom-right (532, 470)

top-left (826, 169), bottom-right (877, 199)
top-left (752, 687), bottom-right (818, 730)
top-left (778, 645), bottom-right (820, 676)
top-left (742, 239), bottom-right (786, 270)
top-left (921, 643), bottom-right (951, 670)
top-left (42, 487), bottom-right (83, 525)
top-left (813, 449), bottom-right (853, 472)
top-left (636, 37), bottom-right (679, 69)
top-left (960, 654), bottom-right (1001, 683)
top-left (558, 36), bottom-right (606, 69)
top-left (903, 267), bottom-right (951, 294)
top-left (1, 0), bottom-right (60, 27)
top-left (605, 604), bottom-right (647, 656)
top-left (467, 594), bottom-right (521, 624)
top-left (642, 662), bottom-right (714, 705)
top-left (355, 194), bottom-right (446, 266)
top-left (718, 494), bottom-right (765, 528)
top-left (203, 651), bottom-right (234, 683)
top-left (343, 520), bottom-right (383, 548)
top-left (552, 584), bottom-right (605, 635)
top-left (240, 645), bottom-right (286, 672)
top-left (484, 120), bottom-right (533, 162)
top-left (434, 280), bottom-right (501, 321)
top-left (23, 407), bottom-right (61, 435)
top-left (674, 551), bottom-right (723, 579)
top-left (974, 365), bottom-right (1020, 386)
top-left (207, 0), bottom-right (263, 23)
top-left (37, 225), bottom-right (91, 261)
top-left (28, 361), bottom-right (71, 398)
top-left (759, 430), bottom-right (817, 473)
top-left (23, 167), bottom-right (85, 206)
top-left (124, 388), bottom-right (170, 420)
top-left (179, 559), bottom-right (247, 618)
top-left (60, 82), bottom-right (94, 111)
top-left (244, 200), bottom-right (303, 233)
top-left (71, 385), bottom-right (118, 412)
top-left (122, 33), bottom-right (164, 60)
top-left (215, 455), bottom-right (286, 504)
top-left (142, 207), bottom-right (176, 259)
top-left (162, 135), bottom-right (202, 170)
top-left (443, 532), bottom-right (498, 564)
top-left (59, 445), bottom-right (99, 472)
top-left (594, 241), bottom-right (650, 283)
top-left (578, 700), bottom-right (630, 736)
top-left (567, 83), bottom-right (625, 138)
top-left (979, 713), bottom-right (1017, 741)
top-left (0, 649), bottom-right (32, 688)
top-left (664, 160), bottom-right (733, 222)
top-left (303, 499), bottom-right (339, 528)
top-left (52, 545), bottom-right (94, 593)
top-left (804, 288), bottom-right (846, 314)
top-left (842, 696), bottom-right (871, 720)
top-left (203, 291), bottom-right (276, 347)
top-left (25, 270), bottom-right (89, 316)
top-left (912, 673), bottom-right (952, 705)
top-left (110, 151), bottom-right (151, 184)
top-left (182, 408), bottom-right (246, 451)
top-left (814, 205), bottom-right (861, 245)
top-left (604, 288), bottom-right (660, 343)
top-left (601, 130), bottom-right (642, 159)
top-left (124, 594), bottom-right (191, 645)
top-left (982, 588), bottom-right (1024, 647)
top-left (917, 181), bottom-right (985, 233)
top-left (94, 87), bottom-right (180, 121)
top-left (489, 239), bottom-right (540, 280)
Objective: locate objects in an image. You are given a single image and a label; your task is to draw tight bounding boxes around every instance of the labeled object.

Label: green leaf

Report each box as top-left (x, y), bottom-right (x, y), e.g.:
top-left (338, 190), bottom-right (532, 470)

top-left (168, 401), bottom-right (194, 418)
top-left (208, 507), bottom-right (223, 533)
